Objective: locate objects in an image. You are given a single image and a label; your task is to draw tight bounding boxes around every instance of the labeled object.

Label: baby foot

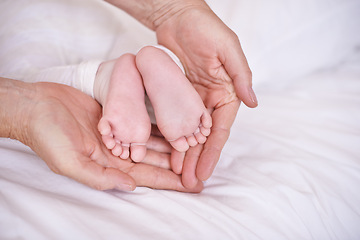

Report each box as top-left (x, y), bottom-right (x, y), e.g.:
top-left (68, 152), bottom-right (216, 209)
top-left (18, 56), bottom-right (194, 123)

top-left (136, 46), bottom-right (212, 152)
top-left (94, 54), bottom-right (151, 162)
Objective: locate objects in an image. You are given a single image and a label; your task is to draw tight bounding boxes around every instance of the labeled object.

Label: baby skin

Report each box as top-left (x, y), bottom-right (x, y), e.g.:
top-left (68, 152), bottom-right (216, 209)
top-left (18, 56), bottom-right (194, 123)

top-left (94, 46), bottom-right (212, 162)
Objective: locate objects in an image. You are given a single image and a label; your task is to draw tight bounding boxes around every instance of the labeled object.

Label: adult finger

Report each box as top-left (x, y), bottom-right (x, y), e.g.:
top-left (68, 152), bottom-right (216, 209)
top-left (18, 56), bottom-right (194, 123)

top-left (170, 149), bottom-right (185, 174)
top-left (142, 149), bottom-right (171, 170)
top-left (182, 144), bottom-right (203, 189)
top-left (146, 135), bottom-right (172, 153)
top-left (220, 35), bottom-right (258, 108)
top-left (196, 100), bottom-right (240, 181)
top-left (103, 144), bottom-right (202, 192)
top-left (127, 163), bottom-right (204, 193)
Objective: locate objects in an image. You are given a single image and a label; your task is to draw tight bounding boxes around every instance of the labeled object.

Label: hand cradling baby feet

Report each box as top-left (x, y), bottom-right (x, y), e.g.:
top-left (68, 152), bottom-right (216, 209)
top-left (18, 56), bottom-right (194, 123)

top-left (94, 45), bottom-right (212, 163)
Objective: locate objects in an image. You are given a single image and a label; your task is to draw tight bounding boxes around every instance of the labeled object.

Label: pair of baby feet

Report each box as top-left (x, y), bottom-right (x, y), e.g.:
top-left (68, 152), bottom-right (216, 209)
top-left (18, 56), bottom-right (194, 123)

top-left (94, 46), bottom-right (212, 162)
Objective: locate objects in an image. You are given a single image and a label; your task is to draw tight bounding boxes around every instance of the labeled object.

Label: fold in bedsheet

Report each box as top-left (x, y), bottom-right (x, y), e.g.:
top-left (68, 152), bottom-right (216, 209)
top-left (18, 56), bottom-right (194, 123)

top-left (1, 0), bottom-right (360, 239)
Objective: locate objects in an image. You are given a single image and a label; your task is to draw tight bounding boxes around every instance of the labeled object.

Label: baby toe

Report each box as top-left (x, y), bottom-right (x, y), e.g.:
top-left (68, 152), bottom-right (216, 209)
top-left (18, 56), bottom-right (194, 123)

top-left (98, 117), bottom-right (112, 136)
top-left (120, 144), bottom-right (130, 160)
top-left (130, 144), bottom-right (147, 162)
top-left (200, 125), bottom-right (211, 137)
top-left (194, 132), bottom-right (207, 144)
top-left (111, 144), bottom-right (123, 157)
top-left (169, 136), bottom-right (189, 152)
top-left (102, 135), bottom-right (116, 149)
top-left (201, 111), bottom-right (213, 129)
top-left (186, 134), bottom-right (198, 147)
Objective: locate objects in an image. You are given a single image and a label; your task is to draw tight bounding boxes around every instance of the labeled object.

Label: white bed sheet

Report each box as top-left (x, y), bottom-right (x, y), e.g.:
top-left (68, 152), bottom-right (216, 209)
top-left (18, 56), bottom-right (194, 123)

top-left (1, 0), bottom-right (360, 239)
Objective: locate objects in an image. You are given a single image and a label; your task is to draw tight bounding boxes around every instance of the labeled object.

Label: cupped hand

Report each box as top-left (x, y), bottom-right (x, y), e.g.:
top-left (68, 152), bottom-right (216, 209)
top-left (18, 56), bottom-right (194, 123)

top-left (26, 82), bottom-right (202, 192)
top-left (155, 2), bottom-right (258, 187)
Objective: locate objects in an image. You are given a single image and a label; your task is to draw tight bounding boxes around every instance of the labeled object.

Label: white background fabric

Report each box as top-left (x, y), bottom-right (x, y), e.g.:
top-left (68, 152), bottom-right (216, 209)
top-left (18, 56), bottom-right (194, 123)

top-left (1, 0), bottom-right (360, 239)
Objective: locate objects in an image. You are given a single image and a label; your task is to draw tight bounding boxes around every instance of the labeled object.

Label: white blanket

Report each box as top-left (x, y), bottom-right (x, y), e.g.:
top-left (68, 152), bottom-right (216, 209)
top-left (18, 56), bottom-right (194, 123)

top-left (1, 0), bottom-right (360, 239)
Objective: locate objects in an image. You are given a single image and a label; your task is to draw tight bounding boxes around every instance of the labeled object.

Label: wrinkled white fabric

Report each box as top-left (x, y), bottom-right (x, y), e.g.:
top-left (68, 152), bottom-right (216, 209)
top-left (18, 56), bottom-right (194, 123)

top-left (1, 0), bottom-right (360, 239)
top-left (26, 60), bottom-right (101, 98)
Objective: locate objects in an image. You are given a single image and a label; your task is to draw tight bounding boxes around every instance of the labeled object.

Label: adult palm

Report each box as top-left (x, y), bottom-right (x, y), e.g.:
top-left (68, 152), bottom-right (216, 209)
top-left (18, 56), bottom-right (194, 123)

top-left (156, 5), bottom-right (258, 187)
top-left (26, 81), bottom-right (202, 192)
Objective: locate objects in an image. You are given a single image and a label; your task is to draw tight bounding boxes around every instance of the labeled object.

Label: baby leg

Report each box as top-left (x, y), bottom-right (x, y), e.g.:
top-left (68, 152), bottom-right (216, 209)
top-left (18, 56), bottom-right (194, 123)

top-left (95, 53), bottom-right (151, 162)
top-left (136, 46), bottom-right (212, 152)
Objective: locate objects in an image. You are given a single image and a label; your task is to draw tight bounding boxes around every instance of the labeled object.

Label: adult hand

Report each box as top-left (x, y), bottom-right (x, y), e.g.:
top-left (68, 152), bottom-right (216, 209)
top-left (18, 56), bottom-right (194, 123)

top-left (105, 0), bottom-right (257, 188)
top-left (1, 78), bottom-right (203, 192)
top-left (154, 1), bottom-right (258, 187)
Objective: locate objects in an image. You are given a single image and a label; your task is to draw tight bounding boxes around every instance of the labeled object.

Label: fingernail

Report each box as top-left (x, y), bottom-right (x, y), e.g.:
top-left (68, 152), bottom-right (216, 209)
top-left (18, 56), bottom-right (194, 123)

top-left (117, 183), bottom-right (135, 191)
top-left (248, 87), bottom-right (258, 105)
